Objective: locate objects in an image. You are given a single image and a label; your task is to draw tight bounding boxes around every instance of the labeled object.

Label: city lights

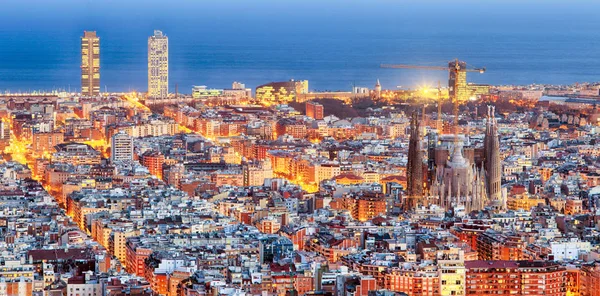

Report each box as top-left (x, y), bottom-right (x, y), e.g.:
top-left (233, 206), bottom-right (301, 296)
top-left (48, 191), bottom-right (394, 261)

top-left (0, 2), bottom-right (599, 296)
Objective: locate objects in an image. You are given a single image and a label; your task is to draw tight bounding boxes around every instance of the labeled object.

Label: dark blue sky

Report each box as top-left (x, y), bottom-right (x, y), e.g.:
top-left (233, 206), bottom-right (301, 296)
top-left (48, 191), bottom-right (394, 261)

top-left (1, 0), bottom-right (600, 92)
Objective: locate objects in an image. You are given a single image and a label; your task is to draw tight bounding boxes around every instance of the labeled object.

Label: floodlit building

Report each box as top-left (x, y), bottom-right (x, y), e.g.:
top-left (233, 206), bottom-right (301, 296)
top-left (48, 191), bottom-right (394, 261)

top-left (148, 30), bottom-right (169, 98)
top-left (32, 131), bottom-right (64, 155)
top-left (81, 31), bottom-right (100, 96)
top-left (306, 101), bottom-right (324, 120)
top-left (255, 80), bottom-right (308, 105)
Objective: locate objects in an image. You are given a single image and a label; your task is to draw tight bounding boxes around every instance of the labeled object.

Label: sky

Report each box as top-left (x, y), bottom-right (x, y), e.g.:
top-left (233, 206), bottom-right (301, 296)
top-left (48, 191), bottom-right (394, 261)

top-left (3, 0), bottom-right (599, 29)
top-left (1, 0), bottom-right (600, 92)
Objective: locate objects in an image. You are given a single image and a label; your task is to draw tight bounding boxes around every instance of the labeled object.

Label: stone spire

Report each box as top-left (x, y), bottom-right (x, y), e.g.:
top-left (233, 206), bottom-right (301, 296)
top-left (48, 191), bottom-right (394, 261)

top-left (406, 112), bottom-right (424, 210)
top-left (483, 105), bottom-right (491, 167)
top-left (484, 106), bottom-right (502, 209)
top-left (375, 79), bottom-right (382, 100)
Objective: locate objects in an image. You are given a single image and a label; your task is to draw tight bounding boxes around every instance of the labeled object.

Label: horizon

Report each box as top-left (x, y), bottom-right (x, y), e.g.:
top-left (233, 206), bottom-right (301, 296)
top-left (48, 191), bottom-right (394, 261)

top-left (1, 0), bottom-right (600, 92)
top-left (2, 2), bottom-right (600, 295)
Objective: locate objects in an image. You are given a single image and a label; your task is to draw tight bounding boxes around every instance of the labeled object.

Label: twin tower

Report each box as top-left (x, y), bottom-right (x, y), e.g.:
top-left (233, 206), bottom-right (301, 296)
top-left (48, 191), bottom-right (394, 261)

top-left (80, 30), bottom-right (169, 98)
top-left (406, 106), bottom-right (502, 212)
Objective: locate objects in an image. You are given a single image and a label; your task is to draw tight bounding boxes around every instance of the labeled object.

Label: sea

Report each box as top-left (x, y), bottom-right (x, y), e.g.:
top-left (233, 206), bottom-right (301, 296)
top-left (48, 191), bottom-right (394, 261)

top-left (1, 0), bottom-right (600, 94)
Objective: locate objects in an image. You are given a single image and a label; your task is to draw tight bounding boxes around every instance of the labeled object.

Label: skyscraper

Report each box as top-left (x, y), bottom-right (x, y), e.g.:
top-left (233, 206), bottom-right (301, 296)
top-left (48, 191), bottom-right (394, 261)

top-left (448, 60), bottom-right (467, 103)
top-left (406, 112), bottom-right (424, 210)
top-left (81, 31), bottom-right (100, 96)
top-left (148, 30), bottom-right (169, 98)
top-left (110, 131), bottom-right (133, 162)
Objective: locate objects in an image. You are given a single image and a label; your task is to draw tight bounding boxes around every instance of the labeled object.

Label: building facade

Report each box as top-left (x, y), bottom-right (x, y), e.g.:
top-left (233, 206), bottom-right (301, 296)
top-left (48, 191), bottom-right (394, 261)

top-left (148, 30), bottom-right (169, 98)
top-left (110, 131), bottom-right (133, 162)
top-left (255, 80), bottom-right (308, 105)
top-left (32, 131), bottom-right (64, 155)
top-left (81, 31), bottom-right (100, 96)
top-left (141, 151), bottom-right (165, 179)
top-left (464, 261), bottom-right (566, 296)
top-left (306, 101), bottom-right (324, 120)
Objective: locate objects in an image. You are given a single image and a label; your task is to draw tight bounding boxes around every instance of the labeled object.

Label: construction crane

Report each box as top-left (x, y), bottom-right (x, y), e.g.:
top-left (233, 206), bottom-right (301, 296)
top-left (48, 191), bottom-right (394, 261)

top-left (381, 59), bottom-right (486, 138)
top-left (380, 60), bottom-right (485, 74)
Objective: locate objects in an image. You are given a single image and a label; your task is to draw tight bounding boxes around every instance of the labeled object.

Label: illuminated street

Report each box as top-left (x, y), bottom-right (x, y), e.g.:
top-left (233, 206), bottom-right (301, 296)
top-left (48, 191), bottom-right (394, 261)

top-left (1, 1), bottom-right (600, 296)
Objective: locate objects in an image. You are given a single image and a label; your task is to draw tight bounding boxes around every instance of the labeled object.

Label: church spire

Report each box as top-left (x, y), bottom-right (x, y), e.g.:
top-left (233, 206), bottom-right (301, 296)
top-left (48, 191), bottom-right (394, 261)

top-left (406, 111), bottom-right (424, 210)
top-left (484, 106), bottom-right (502, 209)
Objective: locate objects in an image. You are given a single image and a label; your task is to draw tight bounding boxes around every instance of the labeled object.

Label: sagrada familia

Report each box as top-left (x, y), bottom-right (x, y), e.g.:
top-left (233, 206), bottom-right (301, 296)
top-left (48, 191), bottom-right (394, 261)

top-left (406, 106), bottom-right (503, 213)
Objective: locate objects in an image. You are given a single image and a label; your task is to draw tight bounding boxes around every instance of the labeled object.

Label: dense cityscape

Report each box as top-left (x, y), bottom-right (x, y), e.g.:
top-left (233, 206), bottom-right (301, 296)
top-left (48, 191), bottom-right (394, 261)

top-left (2, 16), bottom-right (600, 296)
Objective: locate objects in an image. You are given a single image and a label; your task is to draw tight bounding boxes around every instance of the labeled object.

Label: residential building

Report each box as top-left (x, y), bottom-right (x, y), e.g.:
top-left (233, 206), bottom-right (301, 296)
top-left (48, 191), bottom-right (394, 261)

top-left (306, 101), bottom-right (324, 120)
top-left (111, 131), bottom-right (133, 162)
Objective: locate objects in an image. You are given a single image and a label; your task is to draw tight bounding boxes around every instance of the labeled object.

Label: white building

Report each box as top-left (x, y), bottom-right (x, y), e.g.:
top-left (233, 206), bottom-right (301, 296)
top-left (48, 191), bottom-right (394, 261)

top-left (243, 159), bottom-right (273, 186)
top-left (112, 120), bottom-right (178, 138)
top-left (111, 131), bottom-right (133, 162)
top-left (148, 30), bottom-right (169, 98)
top-left (438, 249), bottom-right (466, 296)
top-left (66, 272), bottom-right (101, 296)
top-left (315, 163), bottom-right (341, 184)
top-left (550, 238), bottom-right (591, 261)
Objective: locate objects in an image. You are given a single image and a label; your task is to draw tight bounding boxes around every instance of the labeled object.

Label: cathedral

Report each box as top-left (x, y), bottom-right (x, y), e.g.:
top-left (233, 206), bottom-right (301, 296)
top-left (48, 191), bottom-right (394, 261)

top-left (429, 134), bottom-right (487, 213)
top-left (407, 106), bottom-right (503, 213)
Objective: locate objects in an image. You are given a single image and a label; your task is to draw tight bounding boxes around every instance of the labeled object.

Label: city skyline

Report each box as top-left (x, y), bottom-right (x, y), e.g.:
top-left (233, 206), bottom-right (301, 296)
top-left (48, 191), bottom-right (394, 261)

top-left (2, 2), bottom-right (600, 296)
top-left (2, 1), bottom-right (600, 92)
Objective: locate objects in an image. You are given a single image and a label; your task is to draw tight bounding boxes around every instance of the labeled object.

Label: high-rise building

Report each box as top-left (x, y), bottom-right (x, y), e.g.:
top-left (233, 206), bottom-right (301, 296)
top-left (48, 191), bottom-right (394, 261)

top-left (81, 31), bottom-right (100, 96)
top-left (449, 60), bottom-right (467, 103)
top-left (448, 60), bottom-right (467, 103)
top-left (110, 131), bottom-right (133, 162)
top-left (148, 30), bottom-right (169, 98)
